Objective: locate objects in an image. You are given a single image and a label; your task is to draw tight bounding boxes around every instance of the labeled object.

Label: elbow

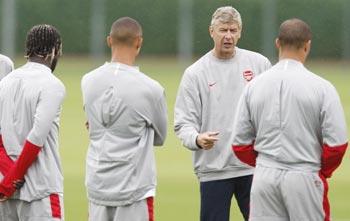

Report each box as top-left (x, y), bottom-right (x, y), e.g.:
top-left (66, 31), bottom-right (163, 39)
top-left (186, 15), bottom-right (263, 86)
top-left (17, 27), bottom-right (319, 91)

top-left (154, 136), bottom-right (166, 146)
top-left (232, 143), bottom-right (257, 167)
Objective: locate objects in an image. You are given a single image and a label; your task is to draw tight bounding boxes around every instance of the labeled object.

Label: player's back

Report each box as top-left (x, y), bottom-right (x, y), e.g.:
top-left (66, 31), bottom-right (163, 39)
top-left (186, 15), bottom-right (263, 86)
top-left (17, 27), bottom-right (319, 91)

top-left (81, 62), bottom-right (166, 206)
top-left (247, 59), bottom-right (341, 171)
top-left (0, 61), bottom-right (65, 201)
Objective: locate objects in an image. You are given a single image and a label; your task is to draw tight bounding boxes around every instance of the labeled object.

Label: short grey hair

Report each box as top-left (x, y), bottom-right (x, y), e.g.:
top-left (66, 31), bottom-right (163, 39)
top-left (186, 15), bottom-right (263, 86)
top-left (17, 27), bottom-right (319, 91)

top-left (211, 6), bottom-right (242, 29)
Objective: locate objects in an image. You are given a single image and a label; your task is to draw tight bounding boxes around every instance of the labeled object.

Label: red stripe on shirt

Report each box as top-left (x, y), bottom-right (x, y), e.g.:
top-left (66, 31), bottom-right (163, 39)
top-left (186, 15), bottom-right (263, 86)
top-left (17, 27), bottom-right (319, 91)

top-left (319, 172), bottom-right (330, 221)
top-left (147, 197), bottom-right (154, 221)
top-left (50, 193), bottom-right (62, 219)
top-left (232, 143), bottom-right (257, 167)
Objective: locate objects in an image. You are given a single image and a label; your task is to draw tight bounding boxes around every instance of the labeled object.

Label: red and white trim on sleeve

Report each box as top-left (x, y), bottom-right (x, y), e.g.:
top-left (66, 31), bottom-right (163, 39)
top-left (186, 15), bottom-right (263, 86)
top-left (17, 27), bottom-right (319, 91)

top-left (147, 197), bottom-right (154, 221)
top-left (0, 140), bottom-right (41, 197)
top-left (321, 143), bottom-right (348, 178)
top-left (50, 193), bottom-right (62, 219)
top-left (0, 135), bottom-right (14, 176)
top-left (232, 143), bottom-right (257, 167)
top-left (318, 172), bottom-right (330, 221)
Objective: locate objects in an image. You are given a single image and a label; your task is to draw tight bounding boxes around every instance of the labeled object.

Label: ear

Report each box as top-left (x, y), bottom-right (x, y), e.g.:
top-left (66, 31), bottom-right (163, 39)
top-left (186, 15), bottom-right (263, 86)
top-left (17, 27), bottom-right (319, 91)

top-left (209, 25), bottom-right (214, 38)
top-left (134, 36), bottom-right (143, 50)
top-left (275, 38), bottom-right (281, 49)
top-left (237, 28), bottom-right (242, 40)
top-left (107, 36), bottom-right (112, 48)
top-left (135, 36), bottom-right (143, 55)
top-left (305, 40), bottom-right (311, 53)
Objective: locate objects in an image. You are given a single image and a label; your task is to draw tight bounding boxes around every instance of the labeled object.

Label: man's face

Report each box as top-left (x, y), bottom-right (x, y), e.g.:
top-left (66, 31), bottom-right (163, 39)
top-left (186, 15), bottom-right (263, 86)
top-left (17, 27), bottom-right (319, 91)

top-left (210, 22), bottom-right (241, 58)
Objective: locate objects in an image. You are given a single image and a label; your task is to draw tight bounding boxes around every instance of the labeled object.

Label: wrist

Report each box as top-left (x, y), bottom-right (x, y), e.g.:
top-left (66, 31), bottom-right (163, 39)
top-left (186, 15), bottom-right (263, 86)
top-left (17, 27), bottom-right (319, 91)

top-left (195, 135), bottom-right (203, 149)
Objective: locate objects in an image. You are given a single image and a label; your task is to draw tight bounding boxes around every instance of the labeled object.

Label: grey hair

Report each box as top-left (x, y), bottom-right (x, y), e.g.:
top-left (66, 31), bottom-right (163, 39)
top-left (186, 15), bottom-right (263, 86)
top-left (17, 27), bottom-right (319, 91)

top-left (210, 6), bottom-right (242, 29)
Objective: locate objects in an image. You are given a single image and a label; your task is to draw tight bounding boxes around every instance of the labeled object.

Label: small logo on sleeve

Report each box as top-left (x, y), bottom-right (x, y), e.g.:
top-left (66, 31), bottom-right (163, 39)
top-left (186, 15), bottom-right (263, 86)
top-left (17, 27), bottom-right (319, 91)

top-left (314, 180), bottom-right (322, 188)
top-left (243, 70), bottom-right (254, 82)
top-left (208, 82), bottom-right (217, 87)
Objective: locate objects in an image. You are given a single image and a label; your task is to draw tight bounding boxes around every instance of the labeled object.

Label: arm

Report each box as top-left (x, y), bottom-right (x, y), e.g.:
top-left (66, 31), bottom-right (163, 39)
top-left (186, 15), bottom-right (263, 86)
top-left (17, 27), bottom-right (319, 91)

top-left (0, 135), bottom-right (14, 176)
top-left (320, 85), bottom-right (348, 178)
top-left (152, 91), bottom-right (168, 146)
top-left (174, 71), bottom-right (202, 151)
top-left (0, 84), bottom-right (65, 198)
top-left (231, 87), bottom-right (257, 167)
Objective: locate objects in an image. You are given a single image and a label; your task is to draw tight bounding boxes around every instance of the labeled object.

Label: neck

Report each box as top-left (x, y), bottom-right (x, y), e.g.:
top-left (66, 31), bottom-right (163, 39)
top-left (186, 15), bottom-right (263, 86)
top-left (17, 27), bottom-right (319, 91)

top-left (279, 49), bottom-right (306, 64)
top-left (111, 46), bottom-right (136, 66)
top-left (212, 48), bottom-right (235, 60)
top-left (28, 56), bottom-right (51, 68)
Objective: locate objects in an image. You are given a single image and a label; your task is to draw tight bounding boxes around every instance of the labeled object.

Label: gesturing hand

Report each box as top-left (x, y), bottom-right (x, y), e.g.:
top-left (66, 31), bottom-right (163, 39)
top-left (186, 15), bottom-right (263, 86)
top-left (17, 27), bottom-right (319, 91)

top-left (196, 131), bottom-right (220, 150)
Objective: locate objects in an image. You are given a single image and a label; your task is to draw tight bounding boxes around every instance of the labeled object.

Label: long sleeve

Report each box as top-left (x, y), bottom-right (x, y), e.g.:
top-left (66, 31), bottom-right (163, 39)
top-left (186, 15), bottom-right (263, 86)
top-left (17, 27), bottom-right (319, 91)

top-left (231, 87), bottom-right (257, 167)
top-left (320, 85), bottom-right (348, 178)
top-left (174, 71), bottom-right (202, 151)
top-left (0, 135), bottom-right (14, 176)
top-left (27, 83), bottom-right (65, 146)
top-left (152, 91), bottom-right (168, 146)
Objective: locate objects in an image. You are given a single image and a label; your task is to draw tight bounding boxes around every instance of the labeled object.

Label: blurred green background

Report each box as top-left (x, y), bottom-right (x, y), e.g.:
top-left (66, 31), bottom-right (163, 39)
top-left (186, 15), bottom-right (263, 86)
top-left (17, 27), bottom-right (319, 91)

top-left (2, 0), bottom-right (350, 220)
top-left (1, 0), bottom-right (350, 60)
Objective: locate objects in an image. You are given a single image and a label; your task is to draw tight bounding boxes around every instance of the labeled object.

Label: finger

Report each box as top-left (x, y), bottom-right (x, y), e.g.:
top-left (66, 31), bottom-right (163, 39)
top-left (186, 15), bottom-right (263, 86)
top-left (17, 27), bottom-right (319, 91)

top-left (202, 143), bottom-right (215, 150)
top-left (0, 194), bottom-right (8, 202)
top-left (208, 131), bottom-right (220, 137)
top-left (204, 137), bottom-right (219, 142)
top-left (13, 180), bottom-right (25, 189)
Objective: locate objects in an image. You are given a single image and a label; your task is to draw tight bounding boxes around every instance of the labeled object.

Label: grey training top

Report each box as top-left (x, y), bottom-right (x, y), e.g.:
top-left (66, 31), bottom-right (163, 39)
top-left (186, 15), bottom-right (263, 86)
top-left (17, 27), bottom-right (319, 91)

top-left (174, 48), bottom-right (271, 182)
top-left (82, 62), bottom-right (167, 206)
top-left (0, 62), bottom-right (65, 201)
top-left (232, 59), bottom-right (348, 171)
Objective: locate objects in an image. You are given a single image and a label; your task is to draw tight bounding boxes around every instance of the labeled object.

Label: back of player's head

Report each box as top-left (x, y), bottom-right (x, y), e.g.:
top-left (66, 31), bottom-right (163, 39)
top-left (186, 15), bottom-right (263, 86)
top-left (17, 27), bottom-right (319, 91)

top-left (110, 17), bottom-right (142, 46)
top-left (211, 6), bottom-right (242, 29)
top-left (278, 18), bottom-right (312, 49)
top-left (25, 24), bottom-right (62, 58)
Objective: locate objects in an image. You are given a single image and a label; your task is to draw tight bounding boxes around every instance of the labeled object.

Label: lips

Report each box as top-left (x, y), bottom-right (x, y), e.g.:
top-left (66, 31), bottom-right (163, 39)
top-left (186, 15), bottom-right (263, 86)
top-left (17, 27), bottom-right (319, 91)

top-left (223, 42), bottom-right (233, 48)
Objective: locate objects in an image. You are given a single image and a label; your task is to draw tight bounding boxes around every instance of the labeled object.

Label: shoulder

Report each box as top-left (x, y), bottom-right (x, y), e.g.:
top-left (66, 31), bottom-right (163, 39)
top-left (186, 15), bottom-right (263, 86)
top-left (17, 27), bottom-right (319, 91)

top-left (135, 70), bottom-right (164, 96)
top-left (237, 48), bottom-right (270, 63)
top-left (46, 74), bottom-right (66, 95)
top-left (81, 64), bottom-right (108, 86)
top-left (0, 54), bottom-right (14, 67)
top-left (182, 52), bottom-right (211, 81)
top-left (308, 70), bottom-right (337, 94)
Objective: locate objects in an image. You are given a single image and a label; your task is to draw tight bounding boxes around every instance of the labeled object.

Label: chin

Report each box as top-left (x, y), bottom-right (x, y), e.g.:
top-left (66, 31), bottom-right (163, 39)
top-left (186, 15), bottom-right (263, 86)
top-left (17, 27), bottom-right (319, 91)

top-left (221, 48), bottom-right (234, 55)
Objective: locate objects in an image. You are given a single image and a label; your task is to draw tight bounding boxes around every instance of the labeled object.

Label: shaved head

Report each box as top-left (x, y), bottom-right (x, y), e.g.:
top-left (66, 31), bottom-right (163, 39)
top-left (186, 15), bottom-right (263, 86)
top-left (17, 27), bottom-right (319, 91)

top-left (110, 17), bottom-right (142, 46)
top-left (278, 18), bottom-right (312, 49)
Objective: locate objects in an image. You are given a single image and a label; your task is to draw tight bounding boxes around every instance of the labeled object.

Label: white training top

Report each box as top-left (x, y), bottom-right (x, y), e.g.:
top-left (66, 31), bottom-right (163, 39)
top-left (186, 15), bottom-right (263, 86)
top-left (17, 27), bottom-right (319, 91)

top-left (174, 48), bottom-right (271, 182)
top-left (0, 54), bottom-right (14, 80)
top-left (232, 59), bottom-right (348, 171)
top-left (82, 62), bottom-right (167, 206)
top-left (0, 62), bottom-right (65, 201)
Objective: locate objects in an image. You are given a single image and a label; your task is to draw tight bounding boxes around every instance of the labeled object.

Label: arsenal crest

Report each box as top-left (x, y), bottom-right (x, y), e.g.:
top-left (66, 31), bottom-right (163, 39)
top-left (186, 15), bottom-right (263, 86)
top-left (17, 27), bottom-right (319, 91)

top-left (243, 70), bottom-right (254, 82)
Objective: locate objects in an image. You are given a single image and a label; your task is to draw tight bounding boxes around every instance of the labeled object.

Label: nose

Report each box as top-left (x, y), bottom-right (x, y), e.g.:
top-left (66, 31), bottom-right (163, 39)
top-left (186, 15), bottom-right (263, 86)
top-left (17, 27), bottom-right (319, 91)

top-left (224, 30), bottom-right (233, 39)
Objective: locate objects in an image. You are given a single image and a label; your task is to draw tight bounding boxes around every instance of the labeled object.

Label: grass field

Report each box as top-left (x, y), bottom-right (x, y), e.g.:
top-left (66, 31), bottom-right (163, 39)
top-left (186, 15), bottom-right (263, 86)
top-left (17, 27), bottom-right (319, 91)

top-left (15, 56), bottom-right (350, 220)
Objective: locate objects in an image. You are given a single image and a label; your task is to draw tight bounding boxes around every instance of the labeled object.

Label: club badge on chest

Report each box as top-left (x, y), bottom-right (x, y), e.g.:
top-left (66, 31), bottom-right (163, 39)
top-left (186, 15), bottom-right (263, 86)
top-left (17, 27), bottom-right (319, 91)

top-left (243, 70), bottom-right (254, 82)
